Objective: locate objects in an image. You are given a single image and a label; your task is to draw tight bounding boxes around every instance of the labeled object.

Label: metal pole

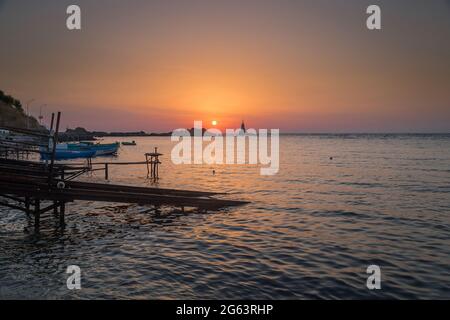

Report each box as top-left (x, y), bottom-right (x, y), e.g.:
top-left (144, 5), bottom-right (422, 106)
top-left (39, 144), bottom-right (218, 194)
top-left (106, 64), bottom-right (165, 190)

top-left (45, 113), bottom-right (56, 166)
top-left (26, 99), bottom-right (35, 129)
top-left (38, 104), bottom-right (46, 124)
top-left (48, 112), bottom-right (61, 187)
top-left (50, 113), bottom-right (55, 132)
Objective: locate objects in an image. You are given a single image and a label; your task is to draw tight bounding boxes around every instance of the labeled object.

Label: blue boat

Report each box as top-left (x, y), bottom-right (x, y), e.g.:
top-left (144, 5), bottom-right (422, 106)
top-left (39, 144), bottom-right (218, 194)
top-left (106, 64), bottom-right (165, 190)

top-left (57, 142), bottom-right (120, 156)
top-left (40, 149), bottom-right (96, 160)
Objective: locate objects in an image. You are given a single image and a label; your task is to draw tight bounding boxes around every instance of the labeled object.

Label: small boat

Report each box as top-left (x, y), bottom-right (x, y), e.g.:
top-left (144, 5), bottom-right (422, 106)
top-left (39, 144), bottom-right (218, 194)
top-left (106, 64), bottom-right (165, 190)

top-left (122, 141), bottom-right (137, 146)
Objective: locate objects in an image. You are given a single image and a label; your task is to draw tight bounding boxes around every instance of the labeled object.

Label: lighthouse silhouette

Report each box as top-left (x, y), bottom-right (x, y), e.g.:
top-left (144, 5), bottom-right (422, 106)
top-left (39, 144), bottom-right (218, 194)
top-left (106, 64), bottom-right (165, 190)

top-left (240, 120), bottom-right (246, 133)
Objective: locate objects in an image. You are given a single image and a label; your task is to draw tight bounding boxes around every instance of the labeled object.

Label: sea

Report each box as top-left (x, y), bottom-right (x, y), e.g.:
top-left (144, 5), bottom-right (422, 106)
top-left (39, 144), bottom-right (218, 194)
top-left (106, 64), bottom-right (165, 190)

top-left (0, 134), bottom-right (449, 299)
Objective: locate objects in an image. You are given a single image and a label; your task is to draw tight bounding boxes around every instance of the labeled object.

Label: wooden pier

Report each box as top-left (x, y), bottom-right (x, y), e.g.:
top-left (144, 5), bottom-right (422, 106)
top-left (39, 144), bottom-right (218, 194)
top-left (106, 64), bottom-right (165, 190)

top-left (0, 113), bottom-right (249, 232)
top-left (0, 168), bottom-right (247, 231)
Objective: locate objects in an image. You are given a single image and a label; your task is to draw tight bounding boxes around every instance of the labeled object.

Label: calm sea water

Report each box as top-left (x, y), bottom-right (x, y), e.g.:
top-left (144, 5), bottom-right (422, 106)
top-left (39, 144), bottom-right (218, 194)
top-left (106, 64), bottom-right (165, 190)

top-left (1, 134), bottom-right (449, 299)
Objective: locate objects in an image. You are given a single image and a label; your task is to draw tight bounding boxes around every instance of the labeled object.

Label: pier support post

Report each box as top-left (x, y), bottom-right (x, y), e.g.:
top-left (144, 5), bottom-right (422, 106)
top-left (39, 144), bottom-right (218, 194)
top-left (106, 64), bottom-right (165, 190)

top-left (34, 199), bottom-right (40, 231)
top-left (25, 197), bottom-right (30, 216)
top-left (53, 201), bottom-right (58, 216)
top-left (60, 202), bottom-right (66, 228)
top-left (145, 154), bottom-right (150, 177)
top-left (105, 163), bottom-right (109, 180)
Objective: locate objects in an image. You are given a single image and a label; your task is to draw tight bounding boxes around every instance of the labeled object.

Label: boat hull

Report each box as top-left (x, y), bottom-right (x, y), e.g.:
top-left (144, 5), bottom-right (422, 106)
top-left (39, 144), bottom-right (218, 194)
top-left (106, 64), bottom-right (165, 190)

top-left (56, 142), bottom-right (119, 156)
top-left (40, 149), bottom-right (96, 160)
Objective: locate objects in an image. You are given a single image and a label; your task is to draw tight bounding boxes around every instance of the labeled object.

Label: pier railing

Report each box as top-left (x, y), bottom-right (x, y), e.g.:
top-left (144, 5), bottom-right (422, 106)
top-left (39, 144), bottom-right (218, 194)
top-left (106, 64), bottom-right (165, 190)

top-left (0, 112), bottom-right (62, 185)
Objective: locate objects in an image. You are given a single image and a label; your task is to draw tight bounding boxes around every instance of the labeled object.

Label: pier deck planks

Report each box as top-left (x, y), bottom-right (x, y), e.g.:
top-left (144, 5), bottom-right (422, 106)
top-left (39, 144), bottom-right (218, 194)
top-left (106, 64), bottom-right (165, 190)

top-left (0, 159), bottom-right (249, 211)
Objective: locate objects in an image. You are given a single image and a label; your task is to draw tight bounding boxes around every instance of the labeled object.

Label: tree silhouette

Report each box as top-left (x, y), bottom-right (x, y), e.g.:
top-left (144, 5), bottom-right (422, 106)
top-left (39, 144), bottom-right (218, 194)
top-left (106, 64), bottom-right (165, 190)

top-left (0, 89), bottom-right (23, 112)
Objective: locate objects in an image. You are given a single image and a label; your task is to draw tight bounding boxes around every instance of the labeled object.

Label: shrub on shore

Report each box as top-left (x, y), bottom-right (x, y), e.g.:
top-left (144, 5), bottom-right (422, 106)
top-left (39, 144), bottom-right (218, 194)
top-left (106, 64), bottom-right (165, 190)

top-left (0, 90), bottom-right (23, 112)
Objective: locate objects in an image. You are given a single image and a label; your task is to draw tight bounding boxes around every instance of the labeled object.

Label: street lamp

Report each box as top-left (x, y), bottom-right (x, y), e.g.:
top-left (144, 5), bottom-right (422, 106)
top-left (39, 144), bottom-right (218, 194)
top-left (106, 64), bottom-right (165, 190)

top-left (39, 104), bottom-right (47, 124)
top-left (26, 99), bottom-right (35, 129)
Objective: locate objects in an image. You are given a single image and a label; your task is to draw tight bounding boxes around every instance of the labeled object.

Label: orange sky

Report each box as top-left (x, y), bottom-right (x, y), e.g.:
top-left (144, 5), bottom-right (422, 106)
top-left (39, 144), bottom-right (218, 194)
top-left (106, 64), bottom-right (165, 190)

top-left (0, 0), bottom-right (449, 132)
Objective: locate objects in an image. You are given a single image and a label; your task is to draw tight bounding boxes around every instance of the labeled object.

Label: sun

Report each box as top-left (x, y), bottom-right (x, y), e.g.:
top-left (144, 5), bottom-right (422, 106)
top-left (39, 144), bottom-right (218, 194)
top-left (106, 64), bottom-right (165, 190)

top-left (211, 120), bottom-right (218, 126)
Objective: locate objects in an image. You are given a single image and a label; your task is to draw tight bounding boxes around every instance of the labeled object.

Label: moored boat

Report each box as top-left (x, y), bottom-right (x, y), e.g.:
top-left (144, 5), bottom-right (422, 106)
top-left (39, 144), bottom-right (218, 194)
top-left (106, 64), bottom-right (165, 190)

top-left (57, 142), bottom-right (120, 156)
top-left (40, 148), bottom-right (96, 160)
top-left (122, 141), bottom-right (136, 146)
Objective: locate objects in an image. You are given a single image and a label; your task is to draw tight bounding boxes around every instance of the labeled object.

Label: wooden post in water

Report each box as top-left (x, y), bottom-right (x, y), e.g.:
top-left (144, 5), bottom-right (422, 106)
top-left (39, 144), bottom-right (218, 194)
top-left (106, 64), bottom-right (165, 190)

top-left (105, 163), bottom-right (109, 180)
top-left (34, 199), bottom-right (40, 231)
top-left (60, 201), bottom-right (65, 228)
top-left (86, 157), bottom-right (92, 170)
top-left (53, 201), bottom-right (58, 216)
top-left (145, 147), bottom-right (163, 180)
top-left (25, 197), bottom-right (30, 216)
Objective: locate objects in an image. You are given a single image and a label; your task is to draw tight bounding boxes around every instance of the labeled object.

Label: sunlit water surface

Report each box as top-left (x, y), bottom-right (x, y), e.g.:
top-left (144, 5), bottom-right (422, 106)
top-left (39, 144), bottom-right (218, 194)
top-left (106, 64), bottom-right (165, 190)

top-left (1, 135), bottom-right (449, 299)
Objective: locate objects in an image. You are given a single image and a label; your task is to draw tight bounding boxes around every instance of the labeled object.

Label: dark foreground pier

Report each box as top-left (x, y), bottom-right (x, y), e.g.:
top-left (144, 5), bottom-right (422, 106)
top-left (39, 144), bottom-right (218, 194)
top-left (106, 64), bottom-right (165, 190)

top-left (0, 113), bottom-right (249, 232)
top-left (0, 158), bottom-right (249, 232)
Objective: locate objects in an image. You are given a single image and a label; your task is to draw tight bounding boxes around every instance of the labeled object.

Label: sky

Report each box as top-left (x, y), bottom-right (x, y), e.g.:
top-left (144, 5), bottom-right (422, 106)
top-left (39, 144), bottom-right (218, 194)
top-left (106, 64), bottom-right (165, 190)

top-left (0, 0), bottom-right (449, 132)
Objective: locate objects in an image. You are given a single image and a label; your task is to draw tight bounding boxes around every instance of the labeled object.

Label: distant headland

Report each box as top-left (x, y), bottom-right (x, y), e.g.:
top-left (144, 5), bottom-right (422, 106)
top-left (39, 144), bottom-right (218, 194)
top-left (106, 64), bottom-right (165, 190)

top-left (59, 127), bottom-right (173, 142)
